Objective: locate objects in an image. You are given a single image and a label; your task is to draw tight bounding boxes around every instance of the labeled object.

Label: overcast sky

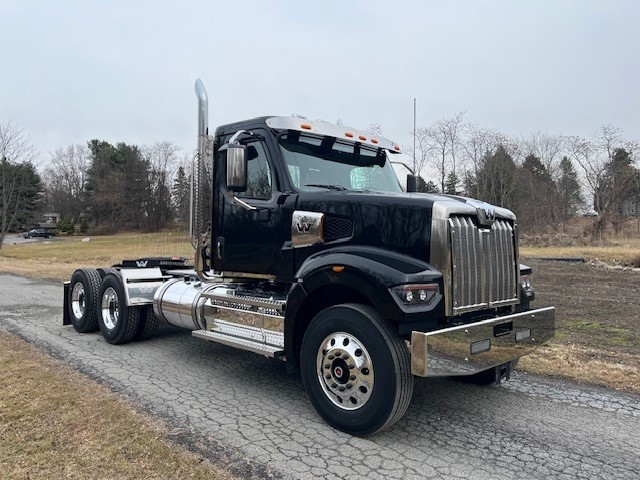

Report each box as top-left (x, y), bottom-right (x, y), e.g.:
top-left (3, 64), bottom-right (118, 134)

top-left (1, 0), bottom-right (638, 165)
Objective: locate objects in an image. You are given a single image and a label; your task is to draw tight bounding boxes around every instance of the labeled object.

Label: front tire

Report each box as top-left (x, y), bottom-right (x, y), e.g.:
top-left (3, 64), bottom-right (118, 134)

top-left (98, 274), bottom-right (140, 345)
top-left (300, 304), bottom-right (413, 436)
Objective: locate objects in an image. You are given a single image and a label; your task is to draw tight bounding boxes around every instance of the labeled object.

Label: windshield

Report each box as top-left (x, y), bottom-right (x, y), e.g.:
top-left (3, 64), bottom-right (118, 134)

top-left (278, 133), bottom-right (403, 193)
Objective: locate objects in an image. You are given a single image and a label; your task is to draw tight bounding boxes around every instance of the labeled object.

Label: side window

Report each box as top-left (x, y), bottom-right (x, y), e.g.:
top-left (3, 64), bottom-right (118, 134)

top-left (239, 141), bottom-right (273, 199)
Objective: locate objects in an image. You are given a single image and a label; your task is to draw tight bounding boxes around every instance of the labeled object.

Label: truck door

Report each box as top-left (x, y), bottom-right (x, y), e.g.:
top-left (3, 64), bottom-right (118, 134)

top-left (214, 132), bottom-right (283, 275)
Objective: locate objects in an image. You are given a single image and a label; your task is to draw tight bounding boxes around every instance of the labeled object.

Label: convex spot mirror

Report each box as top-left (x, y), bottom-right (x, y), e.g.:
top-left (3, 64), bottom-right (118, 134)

top-left (221, 143), bottom-right (247, 192)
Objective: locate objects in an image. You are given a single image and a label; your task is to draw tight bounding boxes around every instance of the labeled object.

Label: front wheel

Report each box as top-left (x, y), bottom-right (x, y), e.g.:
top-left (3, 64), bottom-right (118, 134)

top-left (300, 304), bottom-right (413, 436)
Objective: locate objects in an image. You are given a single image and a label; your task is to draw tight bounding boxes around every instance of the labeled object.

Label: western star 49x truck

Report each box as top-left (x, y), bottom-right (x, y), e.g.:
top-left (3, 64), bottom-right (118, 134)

top-left (64, 80), bottom-right (555, 436)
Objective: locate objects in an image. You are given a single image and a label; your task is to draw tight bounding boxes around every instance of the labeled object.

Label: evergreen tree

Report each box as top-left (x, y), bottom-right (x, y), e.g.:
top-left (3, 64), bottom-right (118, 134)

top-left (557, 156), bottom-right (582, 227)
top-left (1, 159), bottom-right (43, 246)
top-left (444, 171), bottom-right (460, 195)
top-left (172, 165), bottom-right (191, 226)
top-left (86, 140), bottom-right (150, 230)
top-left (416, 176), bottom-right (439, 193)
top-left (475, 145), bottom-right (518, 208)
top-left (0, 121), bottom-right (42, 249)
top-left (517, 154), bottom-right (559, 229)
top-left (601, 148), bottom-right (637, 233)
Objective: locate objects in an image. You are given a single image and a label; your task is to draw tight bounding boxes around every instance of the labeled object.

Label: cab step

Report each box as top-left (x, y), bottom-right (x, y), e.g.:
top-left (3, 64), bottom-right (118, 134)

top-left (192, 319), bottom-right (284, 358)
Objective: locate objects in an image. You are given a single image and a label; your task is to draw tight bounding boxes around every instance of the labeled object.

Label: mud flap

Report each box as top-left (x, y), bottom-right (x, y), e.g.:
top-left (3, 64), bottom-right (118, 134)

top-left (63, 281), bottom-right (71, 325)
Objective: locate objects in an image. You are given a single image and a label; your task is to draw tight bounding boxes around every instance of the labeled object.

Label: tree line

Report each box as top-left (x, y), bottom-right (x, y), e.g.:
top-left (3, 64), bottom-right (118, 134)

top-left (403, 116), bottom-right (639, 238)
top-left (43, 140), bottom-right (193, 235)
top-left (0, 121), bottom-right (193, 249)
top-left (1, 117), bottom-right (639, 250)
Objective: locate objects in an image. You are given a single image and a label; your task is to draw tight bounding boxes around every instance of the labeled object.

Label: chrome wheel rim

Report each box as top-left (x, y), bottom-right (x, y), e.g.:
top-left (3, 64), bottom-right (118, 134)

top-left (71, 283), bottom-right (86, 319)
top-left (316, 332), bottom-right (374, 410)
top-left (101, 287), bottom-right (119, 330)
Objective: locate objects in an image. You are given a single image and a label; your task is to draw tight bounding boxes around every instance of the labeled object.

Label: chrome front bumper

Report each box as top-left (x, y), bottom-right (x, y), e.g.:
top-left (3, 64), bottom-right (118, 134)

top-left (411, 306), bottom-right (555, 377)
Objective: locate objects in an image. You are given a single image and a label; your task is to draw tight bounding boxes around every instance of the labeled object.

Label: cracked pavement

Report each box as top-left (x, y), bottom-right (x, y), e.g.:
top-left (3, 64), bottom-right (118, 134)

top-left (1, 274), bottom-right (639, 479)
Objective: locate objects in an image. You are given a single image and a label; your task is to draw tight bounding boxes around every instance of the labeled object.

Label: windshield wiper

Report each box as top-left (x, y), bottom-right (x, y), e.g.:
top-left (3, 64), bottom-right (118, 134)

top-left (305, 184), bottom-right (349, 191)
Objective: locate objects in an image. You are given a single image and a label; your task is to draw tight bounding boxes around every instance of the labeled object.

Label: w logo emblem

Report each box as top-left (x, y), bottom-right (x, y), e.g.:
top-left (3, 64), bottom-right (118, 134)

top-left (296, 222), bottom-right (311, 234)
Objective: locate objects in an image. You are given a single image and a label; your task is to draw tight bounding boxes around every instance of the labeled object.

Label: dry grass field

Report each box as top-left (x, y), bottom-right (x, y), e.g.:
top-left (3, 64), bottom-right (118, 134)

top-left (518, 258), bottom-right (640, 394)
top-left (521, 238), bottom-right (640, 266)
top-left (0, 331), bottom-right (234, 479)
top-left (0, 231), bottom-right (194, 281)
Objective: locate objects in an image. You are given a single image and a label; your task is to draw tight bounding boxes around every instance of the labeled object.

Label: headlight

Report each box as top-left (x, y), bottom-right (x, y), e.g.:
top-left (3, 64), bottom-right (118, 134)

top-left (390, 283), bottom-right (439, 308)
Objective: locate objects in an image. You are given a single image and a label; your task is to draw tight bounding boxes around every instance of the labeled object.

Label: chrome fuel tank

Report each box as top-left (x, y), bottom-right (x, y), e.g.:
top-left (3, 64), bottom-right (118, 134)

top-left (154, 278), bottom-right (217, 330)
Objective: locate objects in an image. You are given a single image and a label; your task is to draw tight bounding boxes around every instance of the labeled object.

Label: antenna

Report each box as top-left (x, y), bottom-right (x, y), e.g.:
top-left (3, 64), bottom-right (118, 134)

top-left (413, 98), bottom-right (417, 173)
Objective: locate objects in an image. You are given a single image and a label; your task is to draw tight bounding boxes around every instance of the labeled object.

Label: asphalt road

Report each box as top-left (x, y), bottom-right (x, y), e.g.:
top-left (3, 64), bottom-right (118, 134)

top-left (1, 274), bottom-right (639, 480)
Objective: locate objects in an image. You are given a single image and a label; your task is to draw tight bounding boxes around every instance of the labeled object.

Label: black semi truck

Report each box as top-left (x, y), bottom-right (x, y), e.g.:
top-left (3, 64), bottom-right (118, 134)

top-left (64, 80), bottom-right (555, 436)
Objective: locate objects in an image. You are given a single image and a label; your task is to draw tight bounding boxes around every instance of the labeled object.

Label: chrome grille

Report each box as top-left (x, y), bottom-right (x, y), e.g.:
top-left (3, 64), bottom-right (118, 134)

top-left (449, 216), bottom-right (517, 314)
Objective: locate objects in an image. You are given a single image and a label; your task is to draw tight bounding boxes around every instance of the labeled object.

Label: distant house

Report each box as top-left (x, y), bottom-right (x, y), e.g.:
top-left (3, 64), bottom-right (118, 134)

top-left (621, 197), bottom-right (640, 217)
top-left (43, 213), bottom-right (60, 224)
top-left (33, 213), bottom-right (60, 231)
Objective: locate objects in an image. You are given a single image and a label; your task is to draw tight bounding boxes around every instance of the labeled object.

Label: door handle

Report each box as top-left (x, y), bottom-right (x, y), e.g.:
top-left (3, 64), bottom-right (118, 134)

top-left (215, 236), bottom-right (225, 260)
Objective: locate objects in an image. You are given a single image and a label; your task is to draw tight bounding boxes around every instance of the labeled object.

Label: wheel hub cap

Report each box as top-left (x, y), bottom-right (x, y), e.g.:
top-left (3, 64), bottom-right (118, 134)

top-left (317, 332), bottom-right (374, 410)
top-left (101, 287), bottom-right (119, 330)
top-left (71, 283), bottom-right (86, 319)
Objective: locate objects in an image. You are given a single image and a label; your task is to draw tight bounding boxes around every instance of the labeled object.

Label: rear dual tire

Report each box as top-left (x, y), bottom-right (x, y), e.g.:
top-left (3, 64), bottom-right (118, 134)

top-left (68, 269), bottom-right (102, 333)
top-left (98, 274), bottom-right (140, 345)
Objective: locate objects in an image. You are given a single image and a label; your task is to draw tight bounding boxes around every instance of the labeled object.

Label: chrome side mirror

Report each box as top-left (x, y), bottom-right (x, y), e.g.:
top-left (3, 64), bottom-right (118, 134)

top-left (224, 143), bottom-right (247, 192)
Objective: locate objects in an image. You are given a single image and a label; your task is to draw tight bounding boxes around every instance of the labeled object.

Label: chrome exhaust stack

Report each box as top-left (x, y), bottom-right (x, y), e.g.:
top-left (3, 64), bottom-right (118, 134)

top-left (192, 79), bottom-right (213, 246)
top-left (193, 79), bottom-right (216, 281)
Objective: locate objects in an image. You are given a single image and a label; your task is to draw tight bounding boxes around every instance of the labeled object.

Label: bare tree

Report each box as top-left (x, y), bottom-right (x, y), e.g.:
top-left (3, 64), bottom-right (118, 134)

top-left (411, 127), bottom-right (434, 179)
top-left (43, 144), bottom-right (90, 219)
top-left (443, 112), bottom-right (465, 179)
top-left (565, 126), bottom-right (639, 238)
top-left (523, 131), bottom-right (563, 178)
top-left (0, 122), bottom-right (40, 249)
top-left (419, 113), bottom-right (466, 193)
top-left (143, 141), bottom-right (181, 231)
top-left (424, 122), bottom-right (449, 192)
